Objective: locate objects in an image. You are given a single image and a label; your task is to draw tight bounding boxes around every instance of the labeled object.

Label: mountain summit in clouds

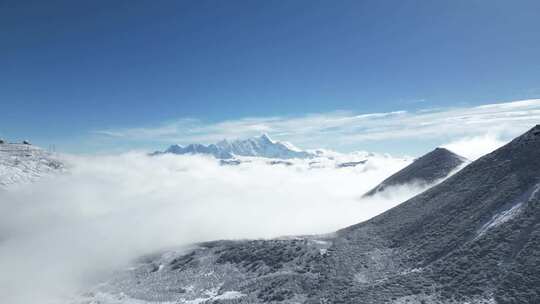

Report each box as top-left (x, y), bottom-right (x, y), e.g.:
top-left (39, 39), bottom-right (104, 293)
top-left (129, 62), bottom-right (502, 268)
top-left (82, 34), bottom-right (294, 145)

top-left (154, 134), bottom-right (314, 159)
top-left (363, 147), bottom-right (467, 197)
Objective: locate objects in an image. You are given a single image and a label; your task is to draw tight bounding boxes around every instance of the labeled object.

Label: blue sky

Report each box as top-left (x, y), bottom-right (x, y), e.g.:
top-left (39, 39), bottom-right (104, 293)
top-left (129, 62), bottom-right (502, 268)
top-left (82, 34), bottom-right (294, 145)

top-left (1, 0), bottom-right (540, 154)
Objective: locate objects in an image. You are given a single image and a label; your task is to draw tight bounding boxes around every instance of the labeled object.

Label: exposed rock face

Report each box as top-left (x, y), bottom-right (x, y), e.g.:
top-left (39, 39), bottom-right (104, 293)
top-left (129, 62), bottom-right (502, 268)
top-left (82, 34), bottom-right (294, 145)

top-left (153, 134), bottom-right (314, 159)
top-left (162, 143), bottom-right (236, 159)
top-left (336, 160), bottom-right (367, 168)
top-left (82, 126), bottom-right (540, 304)
top-left (363, 147), bottom-right (467, 197)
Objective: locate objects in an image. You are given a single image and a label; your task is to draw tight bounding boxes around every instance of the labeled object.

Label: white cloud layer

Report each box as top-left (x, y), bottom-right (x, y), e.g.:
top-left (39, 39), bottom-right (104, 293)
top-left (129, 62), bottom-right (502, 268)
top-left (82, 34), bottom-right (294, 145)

top-left (442, 134), bottom-right (506, 160)
top-left (94, 99), bottom-right (540, 153)
top-left (0, 152), bottom-right (427, 304)
top-left (3, 99), bottom-right (539, 303)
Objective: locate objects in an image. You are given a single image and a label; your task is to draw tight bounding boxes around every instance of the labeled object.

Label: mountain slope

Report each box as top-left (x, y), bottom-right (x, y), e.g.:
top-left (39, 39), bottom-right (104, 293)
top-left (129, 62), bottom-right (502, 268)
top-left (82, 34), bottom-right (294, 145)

top-left (153, 134), bottom-right (314, 159)
top-left (81, 125), bottom-right (540, 304)
top-left (345, 124), bottom-right (540, 303)
top-left (0, 143), bottom-right (63, 187)
top-left (363, 147), bottom-right (467, 197)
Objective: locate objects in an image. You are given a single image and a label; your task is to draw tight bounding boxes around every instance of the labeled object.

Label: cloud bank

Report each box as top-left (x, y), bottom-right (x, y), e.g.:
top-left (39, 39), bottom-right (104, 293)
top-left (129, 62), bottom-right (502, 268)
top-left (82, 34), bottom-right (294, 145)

top-left (94, 99), bottom-right (540, 153)
top-left (0, 152), bottom-right (427, 304)
top-left (442, 134), bottom-right (506, 160)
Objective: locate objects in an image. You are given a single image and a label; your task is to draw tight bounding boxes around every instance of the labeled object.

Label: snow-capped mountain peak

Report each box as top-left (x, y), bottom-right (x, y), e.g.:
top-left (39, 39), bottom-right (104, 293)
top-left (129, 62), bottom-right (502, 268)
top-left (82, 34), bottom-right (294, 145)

top-left (154, 134), bottom-right (314, 159)
top-left (258, 133), bottom-right (274, 144)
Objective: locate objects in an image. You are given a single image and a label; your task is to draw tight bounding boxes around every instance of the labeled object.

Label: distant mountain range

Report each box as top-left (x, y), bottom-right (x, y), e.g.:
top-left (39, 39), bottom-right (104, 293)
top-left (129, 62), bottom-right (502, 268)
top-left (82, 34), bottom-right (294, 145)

top-left (363, 147), bottom-right (467, 197)
top-left (81, 125), bottom-right (540, 304)
top-left (153, 134), bottom-right (314, 159)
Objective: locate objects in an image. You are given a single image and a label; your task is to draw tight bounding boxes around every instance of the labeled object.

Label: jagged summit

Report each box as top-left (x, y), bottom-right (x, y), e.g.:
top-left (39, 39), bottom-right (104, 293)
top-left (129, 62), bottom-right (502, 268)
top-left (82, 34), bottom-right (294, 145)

top-left (259, 133), bottom-right (273, 143)
top-left (363, 146), bottom-right (467, 197)
top-left (163, 143), bottom-right (235, 159)
top-left (153, 134), bottom-right (314, 159)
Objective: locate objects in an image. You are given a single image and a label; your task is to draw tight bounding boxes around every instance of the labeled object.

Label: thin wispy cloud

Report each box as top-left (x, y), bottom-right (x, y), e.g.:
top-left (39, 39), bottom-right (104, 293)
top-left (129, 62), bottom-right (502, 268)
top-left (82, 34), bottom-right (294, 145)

top-left (94, 99), bottom-right (540, 153)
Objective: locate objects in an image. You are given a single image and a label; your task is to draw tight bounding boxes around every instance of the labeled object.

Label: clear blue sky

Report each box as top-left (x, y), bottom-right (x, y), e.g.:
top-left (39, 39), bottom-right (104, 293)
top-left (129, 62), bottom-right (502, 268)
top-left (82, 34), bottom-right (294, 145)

top-left (1, 0), bottom-right (540, 152)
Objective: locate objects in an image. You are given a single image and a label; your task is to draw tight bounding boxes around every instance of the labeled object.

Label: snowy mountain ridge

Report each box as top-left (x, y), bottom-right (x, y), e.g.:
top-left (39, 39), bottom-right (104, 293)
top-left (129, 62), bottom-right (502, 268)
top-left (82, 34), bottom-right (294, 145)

top-left (0, 143), bottom-right (63, 187)
top-left (154, 134), bottom-right (314, 159)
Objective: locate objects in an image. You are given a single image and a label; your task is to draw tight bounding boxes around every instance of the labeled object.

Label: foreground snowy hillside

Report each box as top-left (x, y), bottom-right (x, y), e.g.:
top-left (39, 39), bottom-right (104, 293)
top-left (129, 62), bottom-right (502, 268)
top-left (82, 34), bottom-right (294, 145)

top-left (0, 143), bottom-right (63, 187)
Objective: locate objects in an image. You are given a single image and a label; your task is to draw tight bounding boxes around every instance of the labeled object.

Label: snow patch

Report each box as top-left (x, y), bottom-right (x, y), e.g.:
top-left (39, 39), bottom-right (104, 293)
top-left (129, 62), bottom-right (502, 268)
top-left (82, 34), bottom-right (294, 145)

top-left (213, 291), bottom-right (245, 300)
top-left (477, 202), bottom-right (523, 238)
top-left (476, 183), bottom-right (540, 239)
top-left (183, 289), bottom-right (245, 304)
top-left (354, 273), bottom-right (369, 283)
top-left (0, 144), bottom-right (63, 187)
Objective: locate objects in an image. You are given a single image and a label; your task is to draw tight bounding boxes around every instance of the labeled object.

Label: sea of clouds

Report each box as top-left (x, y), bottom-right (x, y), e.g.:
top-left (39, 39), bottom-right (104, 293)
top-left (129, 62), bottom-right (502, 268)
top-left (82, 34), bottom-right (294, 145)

top-left (0, 151), bottom-right (435, 303)
top-left (0, 133), bottom-right (507, 304)
top-left (0, 98), bottom-right (527, 303)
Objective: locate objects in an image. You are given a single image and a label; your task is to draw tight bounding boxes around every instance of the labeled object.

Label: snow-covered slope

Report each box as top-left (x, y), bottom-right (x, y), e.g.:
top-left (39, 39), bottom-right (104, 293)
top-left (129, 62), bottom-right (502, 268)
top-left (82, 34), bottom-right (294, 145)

top-left (154, 134), bottom-right (314, 159)
top-left (0, 143), bottom-right (63, 187)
